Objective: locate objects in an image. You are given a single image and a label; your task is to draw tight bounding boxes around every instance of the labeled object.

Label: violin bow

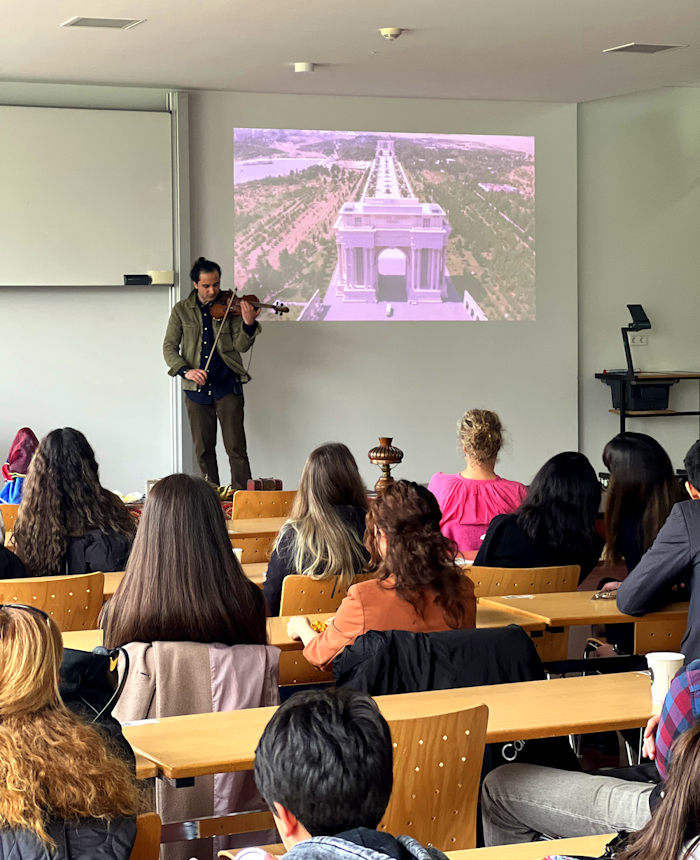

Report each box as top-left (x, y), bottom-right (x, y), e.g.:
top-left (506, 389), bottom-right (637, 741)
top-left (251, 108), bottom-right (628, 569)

top-left (196, 290), bottom-right (238, 391)
top-left (203, 290), bottom-right (237, 376)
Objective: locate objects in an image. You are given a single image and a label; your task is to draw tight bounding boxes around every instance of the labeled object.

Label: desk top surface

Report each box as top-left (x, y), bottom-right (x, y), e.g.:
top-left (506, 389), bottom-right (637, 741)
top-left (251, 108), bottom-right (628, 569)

top-left (596, 370), bottom-right (700, 381)
top-left (480, 591), bottom-right (689, 626)
top-left (122, 672), bottom-right (652, 779)
top-left (227, 517), bottom-right (286, 537)
top-left (134, 751), bottom-right (158, 780)
top-left (446, 834), bottom-right (614, 860)
top-left (63, 603), bottom-right (544, 656)
top-left (101, 563), bottom-right (267, 599)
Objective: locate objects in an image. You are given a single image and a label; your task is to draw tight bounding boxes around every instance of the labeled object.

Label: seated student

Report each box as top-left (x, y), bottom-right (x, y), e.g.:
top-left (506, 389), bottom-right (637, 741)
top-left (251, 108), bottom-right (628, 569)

top-left (474, 452), bottom-right (604, 584)
top-left (429, 409), bottom-right (527, 554)
top-left (253, 686), bottom-right (448, 860)
top-left (0, 426), bottom-right (38, 503)
top-left (603, 432), bottom-right (684, 575)
top-left (287, 480), bottom-right (476, 672)
top-left (598, 433), bottom-right (684, 654)
top-left (481, 656), bottom-right (700, 845)
top-left (0, 604), bottom-right (143, 859)
top-left (612, 439), bottom-right (700, 662)
top-left (12, 428), bottom-right (136, 577)
top-left (264, 442), bottom-right (369, 616)
top-left (0, 518), bottom-right (27, 578)
top-left (105, 473), bottom-right (276, 860)
top-left (621, 722), bottom-right (700, 860)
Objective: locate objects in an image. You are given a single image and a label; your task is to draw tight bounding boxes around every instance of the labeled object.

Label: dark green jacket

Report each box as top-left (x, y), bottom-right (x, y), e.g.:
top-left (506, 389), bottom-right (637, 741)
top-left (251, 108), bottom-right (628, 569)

top-left (163, 290), bottom-right (261, 390)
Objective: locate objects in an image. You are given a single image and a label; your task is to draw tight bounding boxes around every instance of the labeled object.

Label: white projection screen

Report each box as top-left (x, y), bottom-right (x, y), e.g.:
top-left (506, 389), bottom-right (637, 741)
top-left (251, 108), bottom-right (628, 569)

top-left (233, 128), bottom-right (535, 321)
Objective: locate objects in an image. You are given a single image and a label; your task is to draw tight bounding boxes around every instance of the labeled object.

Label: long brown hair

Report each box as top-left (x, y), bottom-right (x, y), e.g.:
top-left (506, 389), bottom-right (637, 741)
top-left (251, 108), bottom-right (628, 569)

top-left (365, 480), bottom-right (472, 628)
top-left (0, 606), bottom-right (144, 845)
top-left (103, 473), bottom-right (267, 648)
top-left (603, 432), bottom-right (684, 564)
top-left (623, 723), bottom-right (700, 860)
top-left (13, 428), bottom-right (136, 577)
top-left (277, 443), bottom-right (368, 589)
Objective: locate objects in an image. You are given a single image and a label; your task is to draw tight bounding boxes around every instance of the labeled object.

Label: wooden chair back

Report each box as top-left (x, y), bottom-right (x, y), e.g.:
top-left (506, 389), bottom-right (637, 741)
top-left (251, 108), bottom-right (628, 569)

top-left (0, 503), bottom-right (19, 532)
top-left (280, 573), bottom-right (373, 615)
top-left (380, 704), bottom-right (489, 851)
top-left (468, 565), bottom-right (579, 598)
top-left (230, 536), bottom-right (275, 564)
top-left (0, 572), bottom-right (104, 631)
top-left (232, 490), bottom-right (296, 519)
top-left (129, 813), bottom-right (162, 860)
top-left (634, 619), bottom-right (686, 655)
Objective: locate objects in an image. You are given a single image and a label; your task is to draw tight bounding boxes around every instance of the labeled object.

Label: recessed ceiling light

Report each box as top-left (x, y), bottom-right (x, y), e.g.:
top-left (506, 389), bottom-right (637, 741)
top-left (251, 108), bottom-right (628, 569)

top-left (603, 42), bottom-right (686, 54)
top-left (61, 16), bottom-right (146, 29)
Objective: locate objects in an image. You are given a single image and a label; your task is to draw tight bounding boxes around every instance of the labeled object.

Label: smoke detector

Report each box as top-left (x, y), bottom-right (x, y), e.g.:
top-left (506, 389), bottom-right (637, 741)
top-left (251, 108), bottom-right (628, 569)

top-left (294, 62), bottom-right (315, 73)
top-left (379, 28), bottom-right (404, 41)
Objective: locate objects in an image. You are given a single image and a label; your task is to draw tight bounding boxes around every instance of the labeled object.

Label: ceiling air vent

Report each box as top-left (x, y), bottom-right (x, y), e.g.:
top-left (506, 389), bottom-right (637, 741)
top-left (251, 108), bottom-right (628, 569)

top-left (61, 16), bottom-right (145, 29)
top-left (603, 43), bottom-right (685, 54)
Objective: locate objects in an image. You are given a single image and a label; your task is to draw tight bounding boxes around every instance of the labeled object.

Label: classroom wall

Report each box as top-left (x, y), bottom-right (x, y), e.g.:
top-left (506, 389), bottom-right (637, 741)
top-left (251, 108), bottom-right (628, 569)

top-left (188, 92), bottom-right (579, 489)
top-left (0, 84), bottom-right (173, 493)
top-left (578, 87), bottom-right (700, 473)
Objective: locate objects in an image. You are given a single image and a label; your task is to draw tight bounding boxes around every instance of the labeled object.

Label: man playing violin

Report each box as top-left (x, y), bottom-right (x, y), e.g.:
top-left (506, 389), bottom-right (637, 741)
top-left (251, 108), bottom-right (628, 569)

top-left (163, 256), bottom-right (261, 489)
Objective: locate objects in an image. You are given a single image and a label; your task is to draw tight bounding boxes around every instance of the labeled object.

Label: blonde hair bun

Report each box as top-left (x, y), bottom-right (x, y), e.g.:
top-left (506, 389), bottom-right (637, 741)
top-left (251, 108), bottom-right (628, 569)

top-left (458, 409), bottom-right (504, 465)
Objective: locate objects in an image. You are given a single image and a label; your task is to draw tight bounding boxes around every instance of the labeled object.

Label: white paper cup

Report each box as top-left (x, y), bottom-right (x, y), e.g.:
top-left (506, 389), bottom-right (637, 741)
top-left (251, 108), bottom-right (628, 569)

top-left (646, 652), bottom-right (685, 703)
top-left (232, 547), bottom-right (243, 564)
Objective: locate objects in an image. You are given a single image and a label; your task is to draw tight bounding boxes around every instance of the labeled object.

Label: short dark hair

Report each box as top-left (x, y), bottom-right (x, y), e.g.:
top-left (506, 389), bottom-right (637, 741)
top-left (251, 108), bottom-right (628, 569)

top-left (684, 441), bottom-right (700, 491)
top-left (254, 688), bottom-right (393, 836)
top-left (189, 256), bottom-right (221, 283)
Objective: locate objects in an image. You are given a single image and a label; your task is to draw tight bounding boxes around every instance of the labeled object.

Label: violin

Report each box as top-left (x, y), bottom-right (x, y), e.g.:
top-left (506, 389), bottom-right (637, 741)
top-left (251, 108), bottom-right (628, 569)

top-left (210, 290), bottom-right (289, 319)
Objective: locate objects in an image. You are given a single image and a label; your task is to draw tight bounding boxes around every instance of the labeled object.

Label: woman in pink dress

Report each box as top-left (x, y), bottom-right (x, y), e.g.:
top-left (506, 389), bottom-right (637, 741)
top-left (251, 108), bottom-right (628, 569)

top-left (428, 409), bottom-right (527, 554)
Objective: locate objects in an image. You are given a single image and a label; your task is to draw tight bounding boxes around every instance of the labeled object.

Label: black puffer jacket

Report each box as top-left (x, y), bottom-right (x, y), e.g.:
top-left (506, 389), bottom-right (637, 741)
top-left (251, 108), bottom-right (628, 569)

top-left (0, 817), bottom-right (136, 860)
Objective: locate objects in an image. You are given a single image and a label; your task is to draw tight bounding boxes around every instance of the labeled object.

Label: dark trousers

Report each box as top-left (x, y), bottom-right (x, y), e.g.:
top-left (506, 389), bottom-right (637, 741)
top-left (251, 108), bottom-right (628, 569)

top-left (185, 393), bottom-right (252, 489)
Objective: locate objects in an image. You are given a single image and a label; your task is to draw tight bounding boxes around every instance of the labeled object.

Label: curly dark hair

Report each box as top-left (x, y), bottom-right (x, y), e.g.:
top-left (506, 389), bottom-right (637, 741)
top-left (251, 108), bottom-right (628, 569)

top-left (13, 428), bottom-right (136, 577)
top-left (365, 480), bottom-right (472, 628)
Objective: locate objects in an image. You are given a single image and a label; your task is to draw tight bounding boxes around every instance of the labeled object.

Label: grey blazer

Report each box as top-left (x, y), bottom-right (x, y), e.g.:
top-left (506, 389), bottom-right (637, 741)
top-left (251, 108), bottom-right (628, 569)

top-left (616, 499), bottom-right (700, 662)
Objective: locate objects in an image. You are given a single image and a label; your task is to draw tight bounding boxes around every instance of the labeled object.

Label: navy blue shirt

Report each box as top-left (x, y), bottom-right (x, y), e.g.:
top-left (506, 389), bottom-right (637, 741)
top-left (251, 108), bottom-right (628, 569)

top-left (180, 297), bottom-right (256, 404)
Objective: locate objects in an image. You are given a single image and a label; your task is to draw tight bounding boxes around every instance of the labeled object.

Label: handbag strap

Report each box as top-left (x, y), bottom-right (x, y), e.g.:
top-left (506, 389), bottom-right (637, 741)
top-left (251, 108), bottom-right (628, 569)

top-left (82, 646), bottom-right (130, 723)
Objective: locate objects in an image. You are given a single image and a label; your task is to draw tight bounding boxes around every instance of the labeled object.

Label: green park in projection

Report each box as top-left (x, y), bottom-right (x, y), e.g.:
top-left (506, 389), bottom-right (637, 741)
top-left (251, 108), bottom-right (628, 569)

top-left (233, 129), bottom-right (535, 321)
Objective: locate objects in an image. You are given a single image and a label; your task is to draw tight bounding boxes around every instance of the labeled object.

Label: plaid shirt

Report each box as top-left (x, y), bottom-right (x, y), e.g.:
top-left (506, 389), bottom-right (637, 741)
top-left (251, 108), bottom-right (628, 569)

top-left (655, 659), bottom-right (700, 780)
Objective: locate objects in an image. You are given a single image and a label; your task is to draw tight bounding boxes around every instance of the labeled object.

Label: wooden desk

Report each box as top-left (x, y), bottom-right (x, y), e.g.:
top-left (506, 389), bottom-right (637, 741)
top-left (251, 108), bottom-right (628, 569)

top-left (101, 564), bottom-right (267, 601)
top-left (63, 628), bottom-right (103, 651)
top-left (104, 571), bottom-right (124, 598)
top-left (596, 370), bottom-right (700, 434)
top-left (227, 518), bottom-right (286, 540)
top-left (242, 562), bottom-right (267, 587)
top-left (123, 672), bottom-right (652, 780)
top-left (481, 591), bottom-right (689, 656)
top-left (64, 604), bottom-right (545, 664)
top-left (481, 591), bottom-right (689, 627)
top-left (267, 607), bottom-right (547, 652)
top-left (135, 751), bottom-right (158, 780)
top-left (446, 834), bottom-right (614, 860)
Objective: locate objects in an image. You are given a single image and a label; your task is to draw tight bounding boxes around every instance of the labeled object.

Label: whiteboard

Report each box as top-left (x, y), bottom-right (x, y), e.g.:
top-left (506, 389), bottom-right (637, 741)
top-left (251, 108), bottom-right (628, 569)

top-left (0, 106), bottom-right (172, 286)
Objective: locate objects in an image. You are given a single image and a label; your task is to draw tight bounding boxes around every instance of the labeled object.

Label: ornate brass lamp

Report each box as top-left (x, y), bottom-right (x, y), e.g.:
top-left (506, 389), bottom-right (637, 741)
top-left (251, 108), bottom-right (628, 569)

top-left (368, 437), bottom-right (403, 492)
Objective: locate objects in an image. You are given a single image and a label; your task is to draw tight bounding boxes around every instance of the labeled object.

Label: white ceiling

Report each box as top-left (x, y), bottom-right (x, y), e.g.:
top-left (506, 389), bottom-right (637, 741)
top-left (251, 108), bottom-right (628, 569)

top-left (3, 0), bottom-right (700, 103)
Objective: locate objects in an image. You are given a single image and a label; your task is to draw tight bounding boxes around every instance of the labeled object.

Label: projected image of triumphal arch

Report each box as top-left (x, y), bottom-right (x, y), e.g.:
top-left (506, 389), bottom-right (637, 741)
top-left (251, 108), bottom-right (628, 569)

top-left (332, 140), bottom-right (451, 304)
